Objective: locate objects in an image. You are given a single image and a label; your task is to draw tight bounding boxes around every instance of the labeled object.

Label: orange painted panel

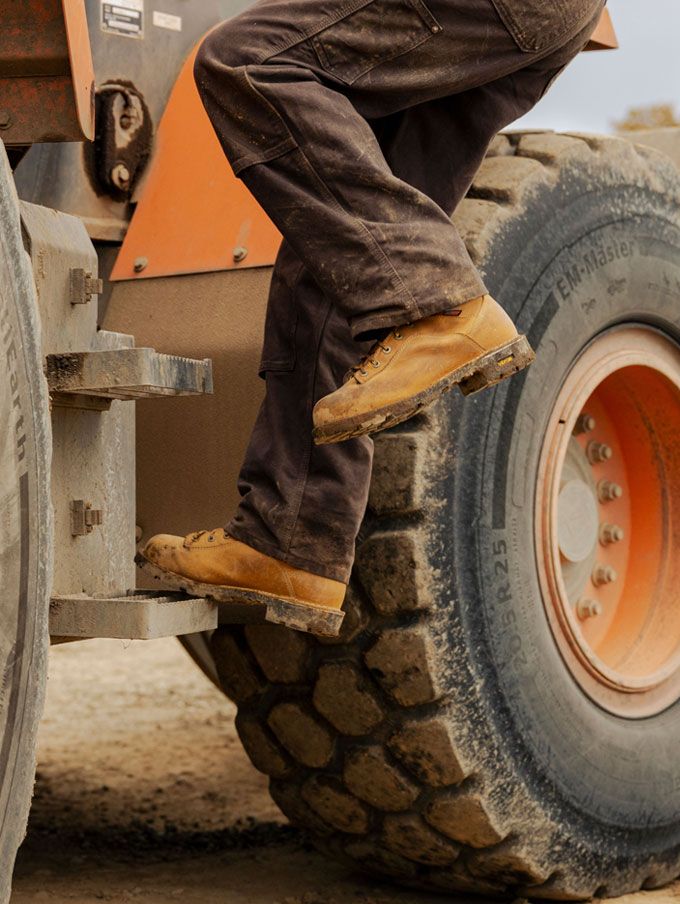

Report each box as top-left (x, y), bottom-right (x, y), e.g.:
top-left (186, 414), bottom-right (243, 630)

top-left (111, 41), bottom-right (281, 282)
top-left (584, 8), bottom-right (618, 51)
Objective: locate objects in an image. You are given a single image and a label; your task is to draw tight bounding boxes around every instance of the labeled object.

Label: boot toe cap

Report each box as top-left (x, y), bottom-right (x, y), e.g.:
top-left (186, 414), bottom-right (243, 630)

top-left (141, 533), bottom-right (184, 564)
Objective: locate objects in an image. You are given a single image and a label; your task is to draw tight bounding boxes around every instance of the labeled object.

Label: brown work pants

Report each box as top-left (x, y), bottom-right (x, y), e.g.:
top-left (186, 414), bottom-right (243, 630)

top-left (194, 0), bottom-right (604, 582)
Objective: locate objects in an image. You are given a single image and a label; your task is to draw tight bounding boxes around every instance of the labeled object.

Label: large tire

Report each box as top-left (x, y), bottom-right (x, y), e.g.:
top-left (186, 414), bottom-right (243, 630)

top-left (0, 144), bottom-right (52, 902)
top-left (210, 133), bottom-right (680, 898)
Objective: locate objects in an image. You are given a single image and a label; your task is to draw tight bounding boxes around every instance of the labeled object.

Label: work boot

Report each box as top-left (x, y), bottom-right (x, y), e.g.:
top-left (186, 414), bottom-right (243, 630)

top-left (313, 295), bottom-right (534, 444)
top-left (135, 530), bottom-right (346, 636)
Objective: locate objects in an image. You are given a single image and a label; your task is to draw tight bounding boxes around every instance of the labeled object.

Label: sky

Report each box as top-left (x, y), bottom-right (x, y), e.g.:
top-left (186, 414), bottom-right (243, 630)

top-left (515, 0), bottom-right (680, 133)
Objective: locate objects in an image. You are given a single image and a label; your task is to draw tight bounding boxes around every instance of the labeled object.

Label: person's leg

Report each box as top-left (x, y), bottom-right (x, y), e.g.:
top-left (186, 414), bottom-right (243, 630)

top-left (227, 241), bottom-right (374, 583)
top-left (193, 0), bottom-right (603, 340)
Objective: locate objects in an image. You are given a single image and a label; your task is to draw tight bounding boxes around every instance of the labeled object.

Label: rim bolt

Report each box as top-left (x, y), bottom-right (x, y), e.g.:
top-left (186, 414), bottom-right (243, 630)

top-left (600, 523), bottom-right (625, 545)
top-left (577, 598), bottom-right (603, 620)
top-left (598, 480), bottom-right (623, 503)
top-left (574, 413), bottom-right (597, 436)
top-left (587, 441), bottom-right (613, 464)
top-left (592, 565), bottom-right (618, 587)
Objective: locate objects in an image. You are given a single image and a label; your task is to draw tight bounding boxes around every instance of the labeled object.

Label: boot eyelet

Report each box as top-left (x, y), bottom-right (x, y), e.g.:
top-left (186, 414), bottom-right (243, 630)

top-left (371, 360), bottom-right (380, 368)
top-left (208, 535), bottom-right (214, 542)
top-left (360, 369), bottom-right (368, 376)
top-left (394, 331), bottom-right (402, 340)
top-left (383, 346), bottom-right (392, 354)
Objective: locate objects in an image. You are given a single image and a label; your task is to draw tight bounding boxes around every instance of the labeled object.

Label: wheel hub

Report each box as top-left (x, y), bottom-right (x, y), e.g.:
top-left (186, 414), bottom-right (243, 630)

top-left (536, 325), bottom-right (680, 717)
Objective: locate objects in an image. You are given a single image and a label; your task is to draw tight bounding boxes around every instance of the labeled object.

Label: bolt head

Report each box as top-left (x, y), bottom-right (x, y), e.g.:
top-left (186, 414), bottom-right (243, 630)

top-left (111, 162), bottom-right (131, 189)
top-left (0, 110), bottom-right (11, 129)
top-left (574, 413), bottom-right (597, 435)
top-left (133, 256), bottom-right (148, 273)
top-left (577, 599), bottom-right (603, 620)
top-left (232, 246), bottom-right (248, 263)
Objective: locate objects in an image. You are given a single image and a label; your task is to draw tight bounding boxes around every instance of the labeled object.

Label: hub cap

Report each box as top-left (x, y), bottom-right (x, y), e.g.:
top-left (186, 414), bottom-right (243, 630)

top-left (536, 326), bottom-right (680, 717)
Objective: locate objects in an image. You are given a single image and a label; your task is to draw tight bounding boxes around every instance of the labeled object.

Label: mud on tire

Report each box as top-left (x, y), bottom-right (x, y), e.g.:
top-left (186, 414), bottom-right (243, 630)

top-left (210, 133), bottom-right (680, 898)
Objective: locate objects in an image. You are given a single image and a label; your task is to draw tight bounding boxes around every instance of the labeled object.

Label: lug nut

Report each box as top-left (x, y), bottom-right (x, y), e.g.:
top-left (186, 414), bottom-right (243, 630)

top-left (600, 523), bottom-right (625, 545)
top-left (0, 110), bottom-right (11, 130)
top-left (598, 480), bottom-right (623, 503)
top-left (577, 598), bottom-right (603, 620)
top-left (592, 565), bottom-right (618, 587)
top-left (587, 441), bottom-right (613, 464)
top-left (574, 413), bottom-right (597, 435)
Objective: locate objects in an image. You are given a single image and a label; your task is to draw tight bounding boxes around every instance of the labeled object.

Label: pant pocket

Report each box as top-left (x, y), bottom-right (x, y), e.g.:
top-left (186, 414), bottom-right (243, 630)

top-left (490, 0), bottom-right (600, 53)
top-left (310, 0), bottom-right (442, 86)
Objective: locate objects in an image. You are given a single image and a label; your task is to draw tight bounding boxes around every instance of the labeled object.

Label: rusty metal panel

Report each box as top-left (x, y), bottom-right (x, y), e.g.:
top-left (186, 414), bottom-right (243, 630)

top-left (110, 40), bottom-right (281, 281)
top-left (0, 0), bottom-right (94, 145)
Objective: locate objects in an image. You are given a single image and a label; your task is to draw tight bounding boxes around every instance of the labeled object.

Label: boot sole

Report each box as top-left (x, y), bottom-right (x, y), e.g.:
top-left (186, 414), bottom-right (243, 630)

top-left (313, 334), bottom-right (535, 445)
top-left (134, 554), bottom-right (345, 638)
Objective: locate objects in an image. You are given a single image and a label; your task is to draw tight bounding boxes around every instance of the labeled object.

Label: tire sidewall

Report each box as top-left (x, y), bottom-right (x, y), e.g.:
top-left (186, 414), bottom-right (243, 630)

top-left (442, 158), bottom-right (680, 848)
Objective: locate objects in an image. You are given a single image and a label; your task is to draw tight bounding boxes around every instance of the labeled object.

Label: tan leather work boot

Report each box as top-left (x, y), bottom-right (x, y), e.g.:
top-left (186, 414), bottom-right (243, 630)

top-left (313, 295), bottom-right (534, 444)
top-left (135, 530), bottom-right (346, 636)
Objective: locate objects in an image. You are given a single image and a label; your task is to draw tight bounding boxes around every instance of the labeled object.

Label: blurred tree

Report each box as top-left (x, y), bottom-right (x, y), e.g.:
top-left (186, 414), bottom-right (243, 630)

top-left (615, 104), bottom-right (680, 131)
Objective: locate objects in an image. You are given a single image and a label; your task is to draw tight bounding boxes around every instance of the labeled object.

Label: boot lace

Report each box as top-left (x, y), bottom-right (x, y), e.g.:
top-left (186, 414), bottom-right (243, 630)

top-left (349, 327), bottom-right (408, 381)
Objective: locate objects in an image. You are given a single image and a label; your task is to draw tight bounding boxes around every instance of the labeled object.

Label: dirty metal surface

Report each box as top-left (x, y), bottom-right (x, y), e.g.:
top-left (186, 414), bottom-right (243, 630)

top-left (46, 347), bottom-right (213, 399)
top-left (49, 591), bottom-right (217, 639)
top-left (0, 0), bottom-right (94, 145)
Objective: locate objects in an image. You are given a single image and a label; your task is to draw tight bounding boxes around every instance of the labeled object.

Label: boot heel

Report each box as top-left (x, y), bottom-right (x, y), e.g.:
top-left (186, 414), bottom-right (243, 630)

top-left (459, 335), bottom-right (535, 397)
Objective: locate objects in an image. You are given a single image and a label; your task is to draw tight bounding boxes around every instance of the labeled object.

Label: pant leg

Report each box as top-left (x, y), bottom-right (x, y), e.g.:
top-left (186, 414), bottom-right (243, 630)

top-left (194, 0), bottom-right (603, 340)
top-left (227, 241), bottom-right (375, 583)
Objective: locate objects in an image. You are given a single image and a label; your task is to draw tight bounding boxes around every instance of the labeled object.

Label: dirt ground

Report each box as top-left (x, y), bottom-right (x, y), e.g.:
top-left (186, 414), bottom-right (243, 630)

top-left (10, 639), bottom-right (680, 904)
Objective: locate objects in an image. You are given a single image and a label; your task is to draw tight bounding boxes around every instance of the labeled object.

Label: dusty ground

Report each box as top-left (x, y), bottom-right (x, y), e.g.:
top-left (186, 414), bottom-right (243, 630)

top-left (10, 639), bottom-right (680, 904)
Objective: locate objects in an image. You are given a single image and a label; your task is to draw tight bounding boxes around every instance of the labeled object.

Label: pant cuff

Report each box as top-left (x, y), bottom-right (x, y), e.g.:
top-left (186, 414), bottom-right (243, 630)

top-left (350, 276), bottom-right (489, 341)
top-left (227, 522), bottom-right (351, 584)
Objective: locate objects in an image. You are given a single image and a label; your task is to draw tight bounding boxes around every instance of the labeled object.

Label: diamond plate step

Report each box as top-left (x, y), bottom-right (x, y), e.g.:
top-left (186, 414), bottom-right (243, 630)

top-left (46, 347), bottom-right (213, 400)
top-left (49, 591), bottom-right (218, 640)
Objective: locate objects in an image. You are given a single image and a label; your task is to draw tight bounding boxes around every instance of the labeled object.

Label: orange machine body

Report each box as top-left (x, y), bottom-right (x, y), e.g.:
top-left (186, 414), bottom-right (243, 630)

top-left (112, 9), bottom-right (618, 283)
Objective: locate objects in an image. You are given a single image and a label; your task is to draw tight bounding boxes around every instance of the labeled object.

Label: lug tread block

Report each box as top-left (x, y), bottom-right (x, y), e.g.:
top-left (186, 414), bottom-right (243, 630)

top-left (363, 628), bottom-right (442, 706)
top-left (354, 531), bottom-right (431, 615)
top-left (465, 155), bottom-right (546, 203)
top-left (210, 629), bottom-right (265, 703)
top-left (301, 776), bottom-right (371, 834)
top-left (368, 432), bottom-right (426, 516)
top-left (269, 779), bottom-right (335, 836)
top-left (343, 746), bottom-right (419, 812)
top-left (383, 813), bottom-right (461, 866)
top-left (342, 839), bottom-right (419, 880)
top-left (425, 787), bottom-right (506, 848)
top-left (267, 702), bottom-right (334, 768)
top-left (465, 840), bottom-right (553, 887)
top-left (244, 623), bottom-right (311, 684)
top-left (313, 662), bottom-right (384, 736)
top-left (388, 718), bottom-right (469, 787)
top-left (235, 712), bottom-right (292, 779)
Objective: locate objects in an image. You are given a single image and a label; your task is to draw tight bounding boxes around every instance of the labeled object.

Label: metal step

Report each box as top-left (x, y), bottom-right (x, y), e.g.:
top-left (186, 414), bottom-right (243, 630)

top-left (49, 591), bottom-right (218, 640)
top-left (46, 347), bottom-right (213, 401)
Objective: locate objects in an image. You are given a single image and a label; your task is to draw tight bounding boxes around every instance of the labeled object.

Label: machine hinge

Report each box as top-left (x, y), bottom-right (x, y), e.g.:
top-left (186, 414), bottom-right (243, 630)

top-left (70, 499), bottom-right (104, 536)
top-left (70, 268), bottom-right (103, 305)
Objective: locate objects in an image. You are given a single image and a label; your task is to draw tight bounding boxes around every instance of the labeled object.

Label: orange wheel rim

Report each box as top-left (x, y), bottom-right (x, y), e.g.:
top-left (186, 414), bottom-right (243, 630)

top-left (536, 325), bottom-right (680, 717)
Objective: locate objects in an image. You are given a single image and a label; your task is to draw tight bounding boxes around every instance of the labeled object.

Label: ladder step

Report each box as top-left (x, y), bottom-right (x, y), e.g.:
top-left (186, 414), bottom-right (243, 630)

top-left (46, 348), bottom-right (213, 400)
top-left (49, 591), bottom-right (218, 640)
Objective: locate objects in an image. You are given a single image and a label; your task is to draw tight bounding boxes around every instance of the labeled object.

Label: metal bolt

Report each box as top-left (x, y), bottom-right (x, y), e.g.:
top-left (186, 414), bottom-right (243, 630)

top-left (110, 162), bottom-right (131, 190)
top-left (133, 256), bottom-right (148, 273)
top-left (232, 246), bottom-right (248, 263)
top-left (600, 523), bottom-right (625, 545)
top-left (0, 110), bottom-right (11, 130)
top-left (587, 441), bottom-right (613, 464)
top-left (592, 565), bottom-right (618, 587)
top-left (598, 480), bottom-right (623, 503)
top-left (573, 413), bottom-right (596, 435)
top-left (120, 113), bottom-right (133, 130)
top-left (135, 525), bottom-right (143, 543)
top-left (577, 599), bottom-right (603, 620)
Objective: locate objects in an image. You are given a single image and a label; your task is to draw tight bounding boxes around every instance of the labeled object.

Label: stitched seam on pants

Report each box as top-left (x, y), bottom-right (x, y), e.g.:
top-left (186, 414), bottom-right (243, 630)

top-left (281, 297), bottom-right (334, 558)
top-left (290, 145), bottom-right (421, 318)
top-left (230, 136), bottom-right (298, 176)
top-left (253, 0), bottom-right (375, 65)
